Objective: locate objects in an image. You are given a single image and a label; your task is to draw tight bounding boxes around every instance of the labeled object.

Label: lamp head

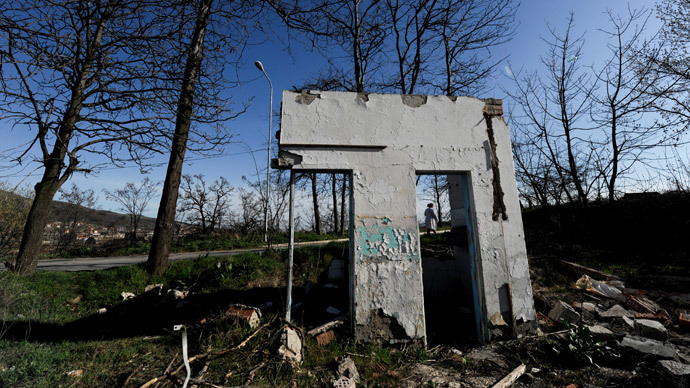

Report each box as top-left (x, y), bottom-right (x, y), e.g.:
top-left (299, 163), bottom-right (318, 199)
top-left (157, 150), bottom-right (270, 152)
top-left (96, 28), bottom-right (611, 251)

top-left (254, 61), bottom-right (264, 72)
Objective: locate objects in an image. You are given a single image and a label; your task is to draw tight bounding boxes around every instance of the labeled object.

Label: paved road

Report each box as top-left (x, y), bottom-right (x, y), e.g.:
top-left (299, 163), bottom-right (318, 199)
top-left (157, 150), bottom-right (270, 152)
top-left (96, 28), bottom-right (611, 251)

top-left (2, 239), bottom-right (348, 272)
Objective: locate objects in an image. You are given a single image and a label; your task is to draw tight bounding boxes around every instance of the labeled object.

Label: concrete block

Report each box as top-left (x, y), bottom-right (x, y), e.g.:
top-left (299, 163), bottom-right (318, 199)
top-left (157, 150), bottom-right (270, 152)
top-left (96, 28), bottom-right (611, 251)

top-left (548, 301), bottom-right (581, 324)
top-left (585, 325), bottom-right (616, 340)
top-left (657, 360), bottom-right (690, 388)
top-left (619, 335), bottom-right (677, 360)
top-left (634, 319), bottom-right (668, 341)
top-left (600, 304), bottom-right (634, 319)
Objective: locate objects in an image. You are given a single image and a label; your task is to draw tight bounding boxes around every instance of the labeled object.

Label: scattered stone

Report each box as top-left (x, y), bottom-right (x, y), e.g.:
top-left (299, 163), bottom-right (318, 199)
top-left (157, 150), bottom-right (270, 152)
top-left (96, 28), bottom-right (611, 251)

top-left (97, 308), bottom-right (107, 314)
top-left (619, 315), bottom-right (635, 329)
top-left (600, 304), bottom-right (634, 319)
top-left (333, 376), bottom-right (355, 388)
top-left (466, 347), bottom-right (510, 369)
top-left (619, 335), bottom-right (677, 360)
top-left (657, 360), bottom-right (690, 388)
top-left (273, 324), bottom-right (302, 365)
top-left (572, 301), bottom-right (598, 313)
top-left (69, 295), bottom-right (82, 304)
top-left (120, 292), bottom-right (135, 301)
top-left (337, 356), bottom-right (360, 383)
top-left (316, 330), bottom-right (335, 346)
top-left (586, 325), bottom-right (616, 341)
top-left (548, 301), bottom-right (581, 324)
top-left (634, 319), bottom-right (668, 341)
top-left (226, 304), bottom-right (261, 329)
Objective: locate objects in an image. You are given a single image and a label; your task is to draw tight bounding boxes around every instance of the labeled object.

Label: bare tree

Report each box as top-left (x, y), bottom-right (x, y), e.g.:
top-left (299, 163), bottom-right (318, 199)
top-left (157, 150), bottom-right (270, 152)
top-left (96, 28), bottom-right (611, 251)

top-left (178, 174), bottom-right (233, 234)
top-left (433, 0), bottom-right (517, 96)
top-left (234, 188), bottom-right (263, 235)
top-left (0, 0), bottom-right (183, 274)
top-left (591, 8), bottom-right (680, 202)
top-left (270, 0), bottom-right (389, 92)
top-left (505, 14), bottom-right (595, 204)
top-left (384, 0), bottom-right (439, 94)
top-left (147, 0), bottom-right (249, 275)
top-left (56, 183), bottom-right (97, 249)
top-left (105, 178), bottom-right (157, 244)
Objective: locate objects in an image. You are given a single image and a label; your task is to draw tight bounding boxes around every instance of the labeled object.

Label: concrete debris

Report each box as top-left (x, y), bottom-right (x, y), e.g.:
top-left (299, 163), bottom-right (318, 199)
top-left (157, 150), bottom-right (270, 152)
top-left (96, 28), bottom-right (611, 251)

top-left (572, 301), bottom-right (599, 313)
top-left (619, 335), bottom-right (678, 360)
top-left (121, 292), bottom-right (135, 301)
top-left (490, 312), bottom-right (508, 326)
top-left (600, 305), bottom-right (634, 319)
top-left (143, 284), bottom-right (188, 301)
top-left (657, 360), bottom-right (690, 388)
top-left (585, 325), bottom-right (617, 340)
top-left (337, 356), bottom-right (360, 383)
top-left (65, 369), bottom-right (83, 377)
top-left (225, 304), bottom-right (261, 329)
top-left (316, 330), bottom-right (336, 346)
top-left (548, 301), bottom-right (581, 324)
top-left (466, 347), bottom-right (510, 369)
top-left (273, 324), bottom-right (303, 365)
top-left (634, 319), bottom-right (668, 341)
top-left (575, 275), bottom-right (626, 302)
top-left (619, 315), bottom-right (635, 329)
top-left (145, 284), bottom-right (164, 292)
top-left (333, 376), bottom-right (355, 388)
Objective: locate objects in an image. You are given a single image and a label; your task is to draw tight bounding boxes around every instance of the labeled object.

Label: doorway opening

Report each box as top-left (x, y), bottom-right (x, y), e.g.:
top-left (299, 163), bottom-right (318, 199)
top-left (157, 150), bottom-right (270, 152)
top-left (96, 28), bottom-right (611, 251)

top-left (416, 172), bottom-right (480, 346)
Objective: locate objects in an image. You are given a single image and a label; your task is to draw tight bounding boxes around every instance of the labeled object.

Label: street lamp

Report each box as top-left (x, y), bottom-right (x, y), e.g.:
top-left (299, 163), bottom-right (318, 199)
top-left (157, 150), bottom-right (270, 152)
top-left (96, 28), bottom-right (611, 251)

top-left (255, 61), bottom-right (272, 244)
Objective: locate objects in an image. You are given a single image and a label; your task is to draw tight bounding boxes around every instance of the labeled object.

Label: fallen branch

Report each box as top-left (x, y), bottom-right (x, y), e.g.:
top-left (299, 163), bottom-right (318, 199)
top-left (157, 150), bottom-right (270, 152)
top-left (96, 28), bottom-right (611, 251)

top-left (490, 363), bottom-right (526, 388)
top-left (138, 320), bottom-right (271, 388)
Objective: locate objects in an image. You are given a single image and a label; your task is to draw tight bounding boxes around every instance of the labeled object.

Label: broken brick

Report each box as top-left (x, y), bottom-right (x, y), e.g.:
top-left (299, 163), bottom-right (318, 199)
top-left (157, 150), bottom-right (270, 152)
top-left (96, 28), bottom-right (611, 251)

top-left (679, 312), bottom-right (690, 329)
top-left (225, 304), bottom-right (261, 329)
top-left (316, 330), bottom-right (336, 346)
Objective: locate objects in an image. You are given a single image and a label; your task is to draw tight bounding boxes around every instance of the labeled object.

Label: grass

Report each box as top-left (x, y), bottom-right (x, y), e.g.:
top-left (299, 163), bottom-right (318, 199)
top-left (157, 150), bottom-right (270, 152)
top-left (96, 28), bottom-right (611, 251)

top-left (0, 242), bottom-right (356, 387)
top-left (0, 238), bottom-right (434, 388)
top-left (45, 231), bottom-right (346, 259)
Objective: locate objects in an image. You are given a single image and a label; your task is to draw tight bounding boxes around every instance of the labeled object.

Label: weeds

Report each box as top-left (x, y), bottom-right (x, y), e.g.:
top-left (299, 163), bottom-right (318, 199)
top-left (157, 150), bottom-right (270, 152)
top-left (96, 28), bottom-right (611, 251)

top-left (550, 322), bottom-right (605, 367)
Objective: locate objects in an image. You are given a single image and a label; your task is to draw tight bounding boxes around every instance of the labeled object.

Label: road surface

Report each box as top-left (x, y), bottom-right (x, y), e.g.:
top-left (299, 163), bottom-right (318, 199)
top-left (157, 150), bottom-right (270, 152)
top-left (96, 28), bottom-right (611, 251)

top-left (2, 239), bottom-right (348, 272)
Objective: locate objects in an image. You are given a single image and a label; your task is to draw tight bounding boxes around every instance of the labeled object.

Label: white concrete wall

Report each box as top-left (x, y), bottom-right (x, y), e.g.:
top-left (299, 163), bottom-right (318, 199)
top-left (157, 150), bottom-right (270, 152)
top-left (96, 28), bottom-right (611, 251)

top-left (279, 91), bottom-right (536, 342)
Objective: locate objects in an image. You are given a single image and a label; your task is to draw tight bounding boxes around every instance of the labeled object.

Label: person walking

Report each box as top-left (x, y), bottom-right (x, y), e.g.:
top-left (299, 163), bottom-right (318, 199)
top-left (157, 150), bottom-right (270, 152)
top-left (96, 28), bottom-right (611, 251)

top-left (424, 203), bottom-right (438, 235)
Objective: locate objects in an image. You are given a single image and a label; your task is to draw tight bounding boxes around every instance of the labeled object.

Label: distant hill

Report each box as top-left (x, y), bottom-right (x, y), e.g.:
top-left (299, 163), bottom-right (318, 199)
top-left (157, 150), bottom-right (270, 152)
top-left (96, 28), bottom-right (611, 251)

top-left (50, 199), bottom-right (158, 230)
top-left (1, 189), bottom-right (157, 230)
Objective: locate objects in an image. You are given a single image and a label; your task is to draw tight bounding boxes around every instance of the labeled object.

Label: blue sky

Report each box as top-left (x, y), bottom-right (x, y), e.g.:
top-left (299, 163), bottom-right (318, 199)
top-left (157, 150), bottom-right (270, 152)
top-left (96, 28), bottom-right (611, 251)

top-left (1, 0), bottom-right (662, 217)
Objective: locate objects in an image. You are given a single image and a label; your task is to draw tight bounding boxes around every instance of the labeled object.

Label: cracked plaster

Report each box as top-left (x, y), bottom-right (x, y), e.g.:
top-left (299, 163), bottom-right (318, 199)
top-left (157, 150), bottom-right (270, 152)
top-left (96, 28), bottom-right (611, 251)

top-left (278, 91), bottom-right (537, 343)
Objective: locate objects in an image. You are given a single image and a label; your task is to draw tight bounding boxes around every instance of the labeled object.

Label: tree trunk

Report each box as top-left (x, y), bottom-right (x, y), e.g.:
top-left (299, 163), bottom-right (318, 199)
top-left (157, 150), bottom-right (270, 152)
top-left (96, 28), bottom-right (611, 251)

top-left (147, 0), bottom-right (213, 276)
top-left (434, 175), bottom-right (443, 226)
top-left (14, 178), bottom-right (61, 274)
top-left (311, 173), bottom-right (322, 235)
top-left (332, 173), bottom-right (338, 234)
top-left (340, 173), bottom-right (346, 235)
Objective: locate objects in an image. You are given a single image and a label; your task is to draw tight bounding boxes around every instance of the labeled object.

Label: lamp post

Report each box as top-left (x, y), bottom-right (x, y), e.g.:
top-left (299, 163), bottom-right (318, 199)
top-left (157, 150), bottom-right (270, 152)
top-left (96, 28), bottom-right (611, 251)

top-left (255, 60), bottom-right (272, 244)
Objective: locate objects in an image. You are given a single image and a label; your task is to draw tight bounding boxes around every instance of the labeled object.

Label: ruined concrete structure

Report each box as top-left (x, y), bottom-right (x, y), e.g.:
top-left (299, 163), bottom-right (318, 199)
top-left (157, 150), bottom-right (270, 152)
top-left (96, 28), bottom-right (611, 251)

top-left (275, 91), bottom-right (537, 343)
